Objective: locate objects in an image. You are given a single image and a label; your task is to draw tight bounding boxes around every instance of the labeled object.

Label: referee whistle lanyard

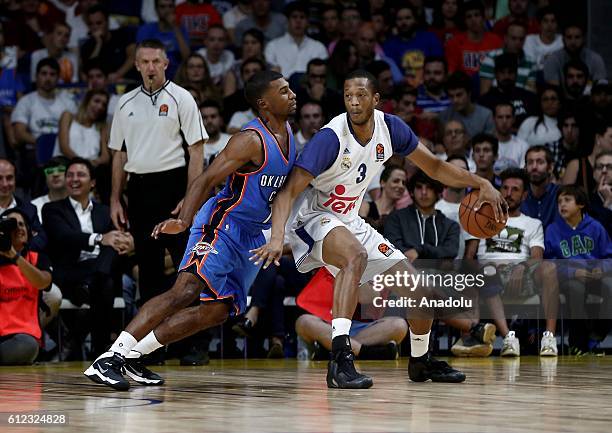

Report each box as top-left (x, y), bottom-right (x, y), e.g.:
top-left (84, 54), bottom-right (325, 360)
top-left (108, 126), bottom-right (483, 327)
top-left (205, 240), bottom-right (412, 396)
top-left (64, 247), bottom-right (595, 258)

top-left (144, 79), bottom-right (168, 106)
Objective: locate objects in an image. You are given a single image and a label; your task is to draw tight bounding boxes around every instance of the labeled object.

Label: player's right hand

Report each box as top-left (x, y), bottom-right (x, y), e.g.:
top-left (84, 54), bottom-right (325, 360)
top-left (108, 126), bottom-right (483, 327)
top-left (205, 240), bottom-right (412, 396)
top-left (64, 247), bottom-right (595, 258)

top-left (249, 238), bottom-right (283, 269)
top-left (151, 218), bottom-right (188, 239)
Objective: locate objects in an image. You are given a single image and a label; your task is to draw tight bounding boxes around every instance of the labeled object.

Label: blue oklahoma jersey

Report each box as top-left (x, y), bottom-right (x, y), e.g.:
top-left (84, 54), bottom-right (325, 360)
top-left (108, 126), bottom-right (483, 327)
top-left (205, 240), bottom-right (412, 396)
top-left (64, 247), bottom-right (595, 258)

top-left (214, 117), bottom-right (296, 230)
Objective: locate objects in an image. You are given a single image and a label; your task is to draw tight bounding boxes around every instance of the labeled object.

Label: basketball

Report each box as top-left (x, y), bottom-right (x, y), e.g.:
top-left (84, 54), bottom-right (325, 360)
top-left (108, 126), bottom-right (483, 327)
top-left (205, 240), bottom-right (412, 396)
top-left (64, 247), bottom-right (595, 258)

top-left (459, 190), bottom-right (506, 238)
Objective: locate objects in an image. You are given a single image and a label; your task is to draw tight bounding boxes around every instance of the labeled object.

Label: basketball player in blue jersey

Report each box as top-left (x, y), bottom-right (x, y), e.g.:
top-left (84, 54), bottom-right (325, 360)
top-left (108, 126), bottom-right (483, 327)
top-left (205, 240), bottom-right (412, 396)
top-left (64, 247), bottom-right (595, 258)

top-left (252, 70), bottom-right (508, 389)
top-left (84, 70), bottom-right (297, 390)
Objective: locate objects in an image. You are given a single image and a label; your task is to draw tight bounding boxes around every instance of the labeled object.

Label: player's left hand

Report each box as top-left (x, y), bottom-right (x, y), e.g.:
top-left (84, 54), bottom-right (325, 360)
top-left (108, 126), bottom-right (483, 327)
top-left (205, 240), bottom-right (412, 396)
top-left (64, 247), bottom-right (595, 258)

top-left (249, 238), bottom-right (283, 269)
top-left (151, 218), bottom-right (188, 239)
top-left (171, 199), bottom-right (184, 216)
top-left (474, 181), bottom-right (508, 223)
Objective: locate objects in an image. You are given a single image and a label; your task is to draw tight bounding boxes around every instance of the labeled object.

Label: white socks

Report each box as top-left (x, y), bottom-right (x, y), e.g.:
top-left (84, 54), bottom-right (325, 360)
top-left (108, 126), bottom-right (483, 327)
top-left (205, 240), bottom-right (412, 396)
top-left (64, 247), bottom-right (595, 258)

top-left (110, 331), bottom-right (137, 357)
top-left (331, 318), bottom-right (352, 339)
top-left (410, 330), bottom-right (430, 357)
top-left (127, 331), bottom-right (163, 359)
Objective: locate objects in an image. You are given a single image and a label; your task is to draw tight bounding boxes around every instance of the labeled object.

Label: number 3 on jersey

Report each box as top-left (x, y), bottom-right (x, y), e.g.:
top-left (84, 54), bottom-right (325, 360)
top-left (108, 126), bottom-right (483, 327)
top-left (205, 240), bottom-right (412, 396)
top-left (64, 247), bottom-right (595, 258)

top-left (356, 163), bottom-right (367, 183)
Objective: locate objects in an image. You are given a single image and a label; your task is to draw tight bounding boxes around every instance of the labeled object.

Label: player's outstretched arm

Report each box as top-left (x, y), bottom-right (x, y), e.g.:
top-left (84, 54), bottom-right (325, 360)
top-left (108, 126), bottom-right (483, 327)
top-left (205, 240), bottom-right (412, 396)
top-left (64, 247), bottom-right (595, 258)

top-left (250, 167), bottom-right (314, 269)
top-left (407, 142), bottom-right (508, 222)
top-left (151, 131), bottom-right (262, 238)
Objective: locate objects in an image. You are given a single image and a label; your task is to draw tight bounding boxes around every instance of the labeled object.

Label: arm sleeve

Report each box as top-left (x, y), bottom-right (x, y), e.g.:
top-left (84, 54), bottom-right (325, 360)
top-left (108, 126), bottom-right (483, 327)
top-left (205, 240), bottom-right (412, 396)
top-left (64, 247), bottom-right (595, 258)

top-left (10, 97), bottom-right (30, 125)
top-left (108, 103), bottom-right (124, 151)
top-left (543, 54), bottom-right (560, 82)
top-left (42, 204), bottom-right (94, 252)
top-left (383, 114), bottom-right (419, 156)
top-left (179, 90), bottom-right (207, 145)
top-left (590, 53), bottom-right (607, 81)
top-left (294, 128), bottom-right (340, 177)
top-left (264, 40), bottom-right (278, 69)
top-left (529, 221), bottom-right (545, 249)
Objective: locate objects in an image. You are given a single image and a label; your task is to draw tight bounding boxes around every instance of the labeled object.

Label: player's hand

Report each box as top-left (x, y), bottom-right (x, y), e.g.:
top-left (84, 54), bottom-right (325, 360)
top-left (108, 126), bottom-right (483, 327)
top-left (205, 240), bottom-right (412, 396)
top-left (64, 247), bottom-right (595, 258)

top-left (404, 248), bottom-right (419, 263)
top-left (151, 218), bottom-right (188, 239)
top-left (110, 199), bottom-right (127, 231)
top-left (249, 238), bottom-right (283, 269)
top-left (474, 181), bottom-right (508, 223)
top-left (171, 198), bottom-right (184, 216)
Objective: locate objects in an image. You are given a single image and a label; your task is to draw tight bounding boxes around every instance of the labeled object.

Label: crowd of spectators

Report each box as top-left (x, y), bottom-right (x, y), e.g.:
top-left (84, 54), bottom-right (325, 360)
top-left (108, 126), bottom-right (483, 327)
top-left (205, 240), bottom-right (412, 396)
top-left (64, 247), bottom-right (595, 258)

top-left (1, 0), bottom-right (611, 364)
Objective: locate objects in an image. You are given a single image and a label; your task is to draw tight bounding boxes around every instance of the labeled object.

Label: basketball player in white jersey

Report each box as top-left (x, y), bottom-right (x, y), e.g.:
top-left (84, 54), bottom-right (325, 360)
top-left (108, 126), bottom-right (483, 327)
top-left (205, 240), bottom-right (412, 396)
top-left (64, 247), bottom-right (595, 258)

top-left (251, 70), bottom-right (507, 389)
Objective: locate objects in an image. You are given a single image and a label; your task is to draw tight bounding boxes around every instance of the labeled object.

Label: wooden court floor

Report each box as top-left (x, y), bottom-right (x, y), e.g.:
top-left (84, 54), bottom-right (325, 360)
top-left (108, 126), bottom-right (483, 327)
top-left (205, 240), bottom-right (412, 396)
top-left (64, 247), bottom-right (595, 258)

top-left (1, 357), bottom-right (611, 433)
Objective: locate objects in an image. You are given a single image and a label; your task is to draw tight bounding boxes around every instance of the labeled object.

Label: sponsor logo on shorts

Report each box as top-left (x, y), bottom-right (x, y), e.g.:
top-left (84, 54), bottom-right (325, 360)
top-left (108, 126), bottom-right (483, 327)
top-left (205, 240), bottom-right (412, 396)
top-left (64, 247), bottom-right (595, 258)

top-left (375, 143), bottom-right (384, 161)
top-left (378, 243), bottom-right (394, 257)
top-left (192, 241), bottom-right (218, 256)
top-left (322, 185), bottom-right (359, 214)
top-left (159, 104), bottom-right (169, 116)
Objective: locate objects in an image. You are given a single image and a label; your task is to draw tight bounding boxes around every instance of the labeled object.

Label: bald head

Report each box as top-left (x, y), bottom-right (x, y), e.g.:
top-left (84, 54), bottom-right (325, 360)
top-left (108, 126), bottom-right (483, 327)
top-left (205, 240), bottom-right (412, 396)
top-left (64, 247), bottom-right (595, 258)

top-left (0, 159), bottom-right (16, 203)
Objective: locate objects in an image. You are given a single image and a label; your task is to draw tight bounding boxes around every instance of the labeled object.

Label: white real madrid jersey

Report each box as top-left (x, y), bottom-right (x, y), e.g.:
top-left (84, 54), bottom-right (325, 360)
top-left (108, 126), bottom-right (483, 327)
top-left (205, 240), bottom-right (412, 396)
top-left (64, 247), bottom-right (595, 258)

top-left (295, 110), bottom-right (419, 223)
top-left (109, 80), bottom-right (207, 174)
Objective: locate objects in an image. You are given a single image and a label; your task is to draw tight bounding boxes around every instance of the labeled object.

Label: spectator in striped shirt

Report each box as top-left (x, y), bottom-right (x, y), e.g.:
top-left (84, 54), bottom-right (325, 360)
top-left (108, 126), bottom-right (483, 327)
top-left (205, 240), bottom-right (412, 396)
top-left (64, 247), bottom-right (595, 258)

top-left (479, 22), bottom-right (537, 95)
top-left (416, 56), bottom-right (450, 117)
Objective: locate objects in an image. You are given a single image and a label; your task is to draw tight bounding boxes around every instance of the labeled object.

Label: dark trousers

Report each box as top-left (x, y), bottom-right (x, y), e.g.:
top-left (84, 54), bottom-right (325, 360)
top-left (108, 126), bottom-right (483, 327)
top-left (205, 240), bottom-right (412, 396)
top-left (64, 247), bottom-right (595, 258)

top-left (0, 334), bottom-right (39, 365)
top-left (54, 249), bottom-right (117, 356)
top-left (127, 166), bottom-right (188, 303)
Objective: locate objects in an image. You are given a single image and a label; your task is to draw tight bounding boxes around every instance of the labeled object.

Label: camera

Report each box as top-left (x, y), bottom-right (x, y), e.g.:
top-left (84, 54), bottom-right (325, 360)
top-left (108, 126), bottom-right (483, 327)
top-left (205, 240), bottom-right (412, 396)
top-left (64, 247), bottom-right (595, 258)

top-left (0, 217), bottom-right (17, 252)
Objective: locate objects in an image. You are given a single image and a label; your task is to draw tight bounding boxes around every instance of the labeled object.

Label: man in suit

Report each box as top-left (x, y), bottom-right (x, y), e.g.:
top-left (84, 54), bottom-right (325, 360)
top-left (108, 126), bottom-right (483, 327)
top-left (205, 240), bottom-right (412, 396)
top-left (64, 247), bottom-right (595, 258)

top-left (42, 157), bottom-right (133, 357)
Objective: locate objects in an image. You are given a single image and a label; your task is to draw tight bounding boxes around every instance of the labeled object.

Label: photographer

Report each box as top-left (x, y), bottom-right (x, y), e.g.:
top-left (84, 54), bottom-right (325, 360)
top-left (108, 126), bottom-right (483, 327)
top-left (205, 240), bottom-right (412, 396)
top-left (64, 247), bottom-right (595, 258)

top-left (0, 208), bottom-right (52, 365)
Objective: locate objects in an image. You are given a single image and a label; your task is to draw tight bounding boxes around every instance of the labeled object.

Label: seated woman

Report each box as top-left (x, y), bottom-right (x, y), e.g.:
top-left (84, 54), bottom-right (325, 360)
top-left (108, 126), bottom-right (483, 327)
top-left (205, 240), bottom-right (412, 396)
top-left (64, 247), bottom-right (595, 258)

top-left (56, 89), bottom-right (110, 167)
top-left (0, 208), bottom-right (53, 365)
top-left (359, 165), bottom-right (407, 233)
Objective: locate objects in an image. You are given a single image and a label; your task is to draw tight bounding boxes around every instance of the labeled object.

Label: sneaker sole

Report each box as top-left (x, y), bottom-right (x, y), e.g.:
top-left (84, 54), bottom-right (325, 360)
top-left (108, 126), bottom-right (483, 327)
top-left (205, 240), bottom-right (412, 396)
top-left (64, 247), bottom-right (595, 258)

top-left (83, 365), bottom-right (129, 391)
top-left (481, 324), bottom-right (497, 344)
top-left (451, 344), bottom-right (493, 357)
top-left (500, 350), bottom-right (520, 357)
top-left (124, 368), bottom-right (165, 385)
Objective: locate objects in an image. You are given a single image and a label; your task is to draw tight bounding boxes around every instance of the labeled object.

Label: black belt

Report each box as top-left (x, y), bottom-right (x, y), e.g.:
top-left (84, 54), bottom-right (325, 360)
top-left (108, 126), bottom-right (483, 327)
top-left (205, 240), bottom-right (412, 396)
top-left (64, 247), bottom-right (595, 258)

top-left (128, 166), bottom-right (186, 182)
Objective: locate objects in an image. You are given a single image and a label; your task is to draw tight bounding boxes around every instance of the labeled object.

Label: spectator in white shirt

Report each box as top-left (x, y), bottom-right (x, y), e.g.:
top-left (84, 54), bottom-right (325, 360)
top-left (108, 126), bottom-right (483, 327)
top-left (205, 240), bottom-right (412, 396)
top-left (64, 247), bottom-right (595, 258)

top-left (31, 156), bottom-right (68, 222)
top-left (494, 102), bottom-right (529, 168)
top-left (523, 6), bottom-right (562, 71)
top-left (199, 100), bottom-right (231, 167)
top-left (30, 22), bottom-right (79, 84)
top-left (223, 0), bottom-right (252, 43)
top-left (518, 85), bottom-right (561, 147)
top-left (196, 24), bottom-right (235, 86)
top-left (264, 2), bottom-right (328, 79)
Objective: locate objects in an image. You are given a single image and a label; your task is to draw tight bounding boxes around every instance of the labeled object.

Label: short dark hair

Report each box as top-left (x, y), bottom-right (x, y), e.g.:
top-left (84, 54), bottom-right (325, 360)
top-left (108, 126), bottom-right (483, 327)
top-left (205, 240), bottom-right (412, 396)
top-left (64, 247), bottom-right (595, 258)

top-left (394, 85), bottom-right (417, 102)
top-left (595, 121), bottom-right (612, 137)
top-left (240, 57), bottom-right (266, 76)
top-left (557, 184), bottom-right (588, 213)
top-left (284, 1), bottom-right (308, 17)
top-left (83, 59), bottom-right (108, 76)
top-left (536, 6), bottom-right (557, 23)
top-left (563, 59), bottom-right (589, 78)
top-left (494, 53), bottom-right (518, 73)
top-left (298, 100), bottom-right (323, 118)
top-left (36, 57), bottom-right (60, 75)
top-left (43, 156), bottom-right (69, 170)
top-left (525, 145), bottom-right (554, 166)
top-left (446, 154), bottom-right (470, 168)
top-left (462, 0), bottom-right (485, 21)
top-left (364, 60), bottom-right (390, 79)
top-left (380, 164), bottom-right (405, 183)
top-left (307, 58), bottom-right (326, 73)
top-left (446, 71), bottom-right (471, 93)
top-left (136, 38), bottom-right (166, 52)
top-left (557, 109), bottom-right (578, 130)
top-left (424, 56), bottom-right (448, 73)
top-left (67, 157), bottom-right (95, 180)
top-left (345, 69), bottom-right (379, 93)
top-left (199, 99), bottom-right (222, 112)
top-left (243, 28), bottom-right (264, 46)
top-left (472, 133), bottom-right (498, 156)
top-left (244, 70), bottom-right (284, 113)
top-left (500, 167), bottom-right (529, 191)
top-left (407, 170), bottom-right (443, 194)
top-left (85, 4), bottom-right (109, 20)
top-left (563, 22), bottom-right (585, 36)
top-left (494, 100), bottom-right (515, 116)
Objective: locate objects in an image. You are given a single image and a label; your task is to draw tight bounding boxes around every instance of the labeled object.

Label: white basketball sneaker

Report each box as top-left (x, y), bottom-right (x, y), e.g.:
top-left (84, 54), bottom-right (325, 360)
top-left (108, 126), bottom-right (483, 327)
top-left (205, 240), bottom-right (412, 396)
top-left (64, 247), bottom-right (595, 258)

top-left (540, 331), bottom-right (558, 357)
top-left (500, 331), bottom-right (520, 357)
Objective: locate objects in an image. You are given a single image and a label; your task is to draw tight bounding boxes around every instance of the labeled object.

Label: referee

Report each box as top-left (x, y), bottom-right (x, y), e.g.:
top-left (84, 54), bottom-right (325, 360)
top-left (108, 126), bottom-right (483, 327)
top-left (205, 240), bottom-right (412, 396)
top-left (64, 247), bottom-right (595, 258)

top-left (109, 39), bottom-right (206, 302)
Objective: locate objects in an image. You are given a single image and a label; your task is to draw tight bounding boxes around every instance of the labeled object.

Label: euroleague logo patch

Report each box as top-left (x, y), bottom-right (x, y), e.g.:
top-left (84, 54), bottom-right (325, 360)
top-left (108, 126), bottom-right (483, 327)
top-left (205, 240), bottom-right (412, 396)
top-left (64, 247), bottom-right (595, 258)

top-left (192, 241), bottom-right (218, 256)
top-left (159, 104), bottom-right (169, 116)
top-left (375, 143), bottom-right (384, 161)
top-left (378, 243), bottom-right (394, 257)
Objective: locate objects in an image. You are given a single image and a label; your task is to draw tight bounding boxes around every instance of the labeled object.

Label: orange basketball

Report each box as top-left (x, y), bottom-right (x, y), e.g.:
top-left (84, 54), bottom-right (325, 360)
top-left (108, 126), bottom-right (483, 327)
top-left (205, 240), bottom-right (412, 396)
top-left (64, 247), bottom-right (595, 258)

top-left (459, 190), bottom-right (506, 239)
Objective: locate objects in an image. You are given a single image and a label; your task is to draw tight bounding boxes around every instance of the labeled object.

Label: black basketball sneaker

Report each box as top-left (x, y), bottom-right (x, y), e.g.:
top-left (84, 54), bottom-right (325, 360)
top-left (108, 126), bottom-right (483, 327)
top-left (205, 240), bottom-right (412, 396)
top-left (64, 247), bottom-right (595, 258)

top-left (408, 353), bottom-right (466, 383)
top-left (124, 356), bottom-right (165, 386)
top-left (327, 350), bottom-right (374, 389)
top-left (84, 351), bottom-right (130, 390)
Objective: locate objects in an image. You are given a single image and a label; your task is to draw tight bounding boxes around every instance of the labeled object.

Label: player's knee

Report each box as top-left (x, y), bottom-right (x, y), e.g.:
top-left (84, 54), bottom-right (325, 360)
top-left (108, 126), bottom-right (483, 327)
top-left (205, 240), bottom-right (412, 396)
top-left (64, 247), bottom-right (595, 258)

top-left (170, 278), bottom-right (202, 308)
top-left (345, 247), bottom-right (368, 273)
top-left (390, 318), bottom-right (409, 342)
top-left (295, 314), bottom-right (316, 338)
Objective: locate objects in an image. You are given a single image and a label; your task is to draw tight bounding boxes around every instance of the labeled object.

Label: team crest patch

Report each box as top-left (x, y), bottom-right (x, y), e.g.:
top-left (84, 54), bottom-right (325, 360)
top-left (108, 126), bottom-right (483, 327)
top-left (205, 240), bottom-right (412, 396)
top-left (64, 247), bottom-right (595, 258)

top-left (320, 217), bottom-right (331, 225)
top-left (159, 104), bottom-right (169, 116)
top-left (192, 241), bottom-right (218, 256)
top-left (375, 143), bottom-right (384, 161)
top-left (378, 243), bottom-right (393, 257)
top-left (341, 156), bottom-right (352, 170)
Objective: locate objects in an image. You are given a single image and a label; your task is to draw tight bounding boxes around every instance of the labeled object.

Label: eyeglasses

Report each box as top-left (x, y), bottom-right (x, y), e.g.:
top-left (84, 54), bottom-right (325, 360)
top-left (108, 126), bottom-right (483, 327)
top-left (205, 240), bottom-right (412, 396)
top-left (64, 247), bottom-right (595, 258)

top-left (594, 163), bottom-right (612, 171)
top-left (44, 166), bottom-right (66, 176)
